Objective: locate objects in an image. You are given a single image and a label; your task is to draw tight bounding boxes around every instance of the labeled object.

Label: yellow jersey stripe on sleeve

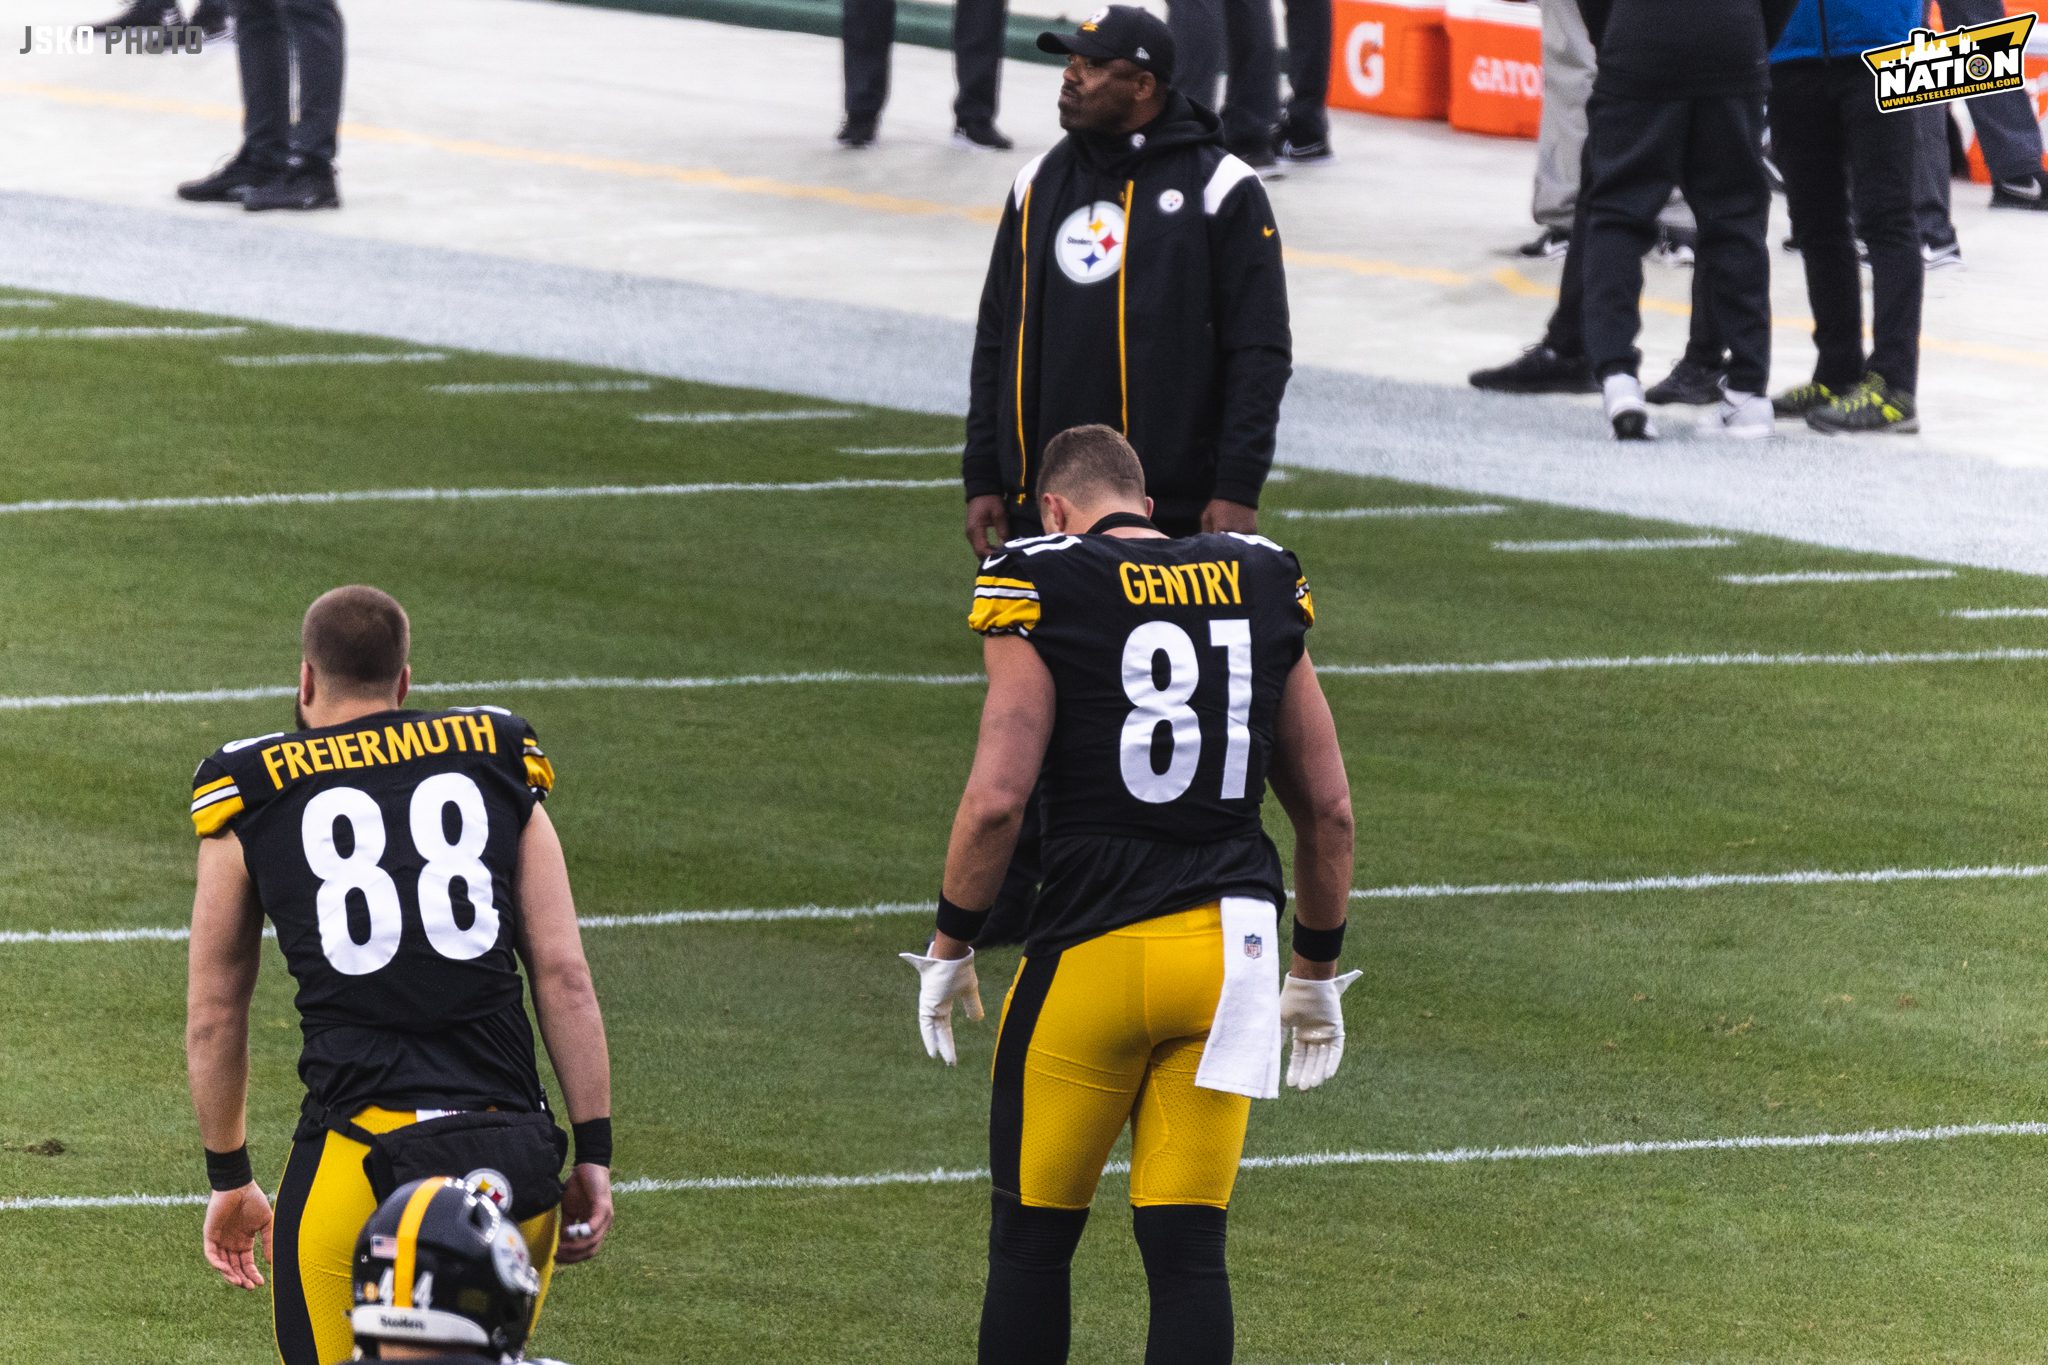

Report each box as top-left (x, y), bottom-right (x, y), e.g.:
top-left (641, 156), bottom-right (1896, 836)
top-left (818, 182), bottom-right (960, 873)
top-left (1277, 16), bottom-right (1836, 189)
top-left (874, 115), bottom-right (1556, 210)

top-left (191, 794), bottom-right (244, 837)
top-left (969, 595), bottom-right (1041, 635)
top-left (191, 774), bottom-right (236, 800)
top-left (524, 752), bottom-right (557, 794)
top-left (1295, 577), bottom-right (1315, 627)
top-left (974, 576), bottom-right (1039, 593)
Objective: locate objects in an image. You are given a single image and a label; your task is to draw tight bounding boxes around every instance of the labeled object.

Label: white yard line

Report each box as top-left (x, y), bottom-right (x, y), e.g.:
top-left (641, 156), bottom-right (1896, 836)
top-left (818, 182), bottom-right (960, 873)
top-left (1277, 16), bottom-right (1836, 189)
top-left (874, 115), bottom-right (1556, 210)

top-left (0, 299), bottom-right (56, 309)
top-left (1950, 607), bottom-right (2048, 619)
top-left (1723, 569), bottom-right (1957, 586)
top-left (7, 646), bottom-right (2048, 713)
top-left (9, 1121), bottom-right (2043, 1212)
top-left (429, 380), bottom-right (652, 394)
top-left (0, 326), bottom-right (245, 340)
top-left (14, 862), bottom-right (2048, 948)
top-left (838, 445), bottom-right (959, 455)
top-left (0, 477), bottom-right (957, 518)
top-left (1277, 504), bottom-right (1509, 521)
top-left (1494, 536), bottom-right (1738, 553)
top-left (222, 351), bottom-right (447, 367)
top-left (636, 409), bottom-right (857, 424)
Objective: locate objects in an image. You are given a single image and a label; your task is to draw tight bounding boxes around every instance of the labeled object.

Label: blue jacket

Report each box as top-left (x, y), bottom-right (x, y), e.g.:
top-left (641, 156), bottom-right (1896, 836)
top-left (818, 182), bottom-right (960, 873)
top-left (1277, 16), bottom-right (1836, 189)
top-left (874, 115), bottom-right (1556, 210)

top-left (1773, 0), bottom-right (1924, 61)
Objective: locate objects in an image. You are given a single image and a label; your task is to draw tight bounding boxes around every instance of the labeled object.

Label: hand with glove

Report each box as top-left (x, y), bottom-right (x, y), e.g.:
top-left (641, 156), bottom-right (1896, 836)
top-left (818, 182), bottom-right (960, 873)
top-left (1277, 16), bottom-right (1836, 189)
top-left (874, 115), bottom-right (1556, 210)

top-left (899, 945), bottom-right (984, 1066)
top-left (1279, 969), bottom-right (1363, 1091)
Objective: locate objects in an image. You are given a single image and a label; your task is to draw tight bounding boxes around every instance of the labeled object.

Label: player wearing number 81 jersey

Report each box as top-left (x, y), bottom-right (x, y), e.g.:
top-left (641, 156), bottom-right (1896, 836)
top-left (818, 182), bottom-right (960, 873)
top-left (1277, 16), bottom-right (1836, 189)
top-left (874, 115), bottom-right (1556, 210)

top-left (185, 586), bottom-right (614, 1365)
top-left (902, 426), bottom-right (1360, 1365)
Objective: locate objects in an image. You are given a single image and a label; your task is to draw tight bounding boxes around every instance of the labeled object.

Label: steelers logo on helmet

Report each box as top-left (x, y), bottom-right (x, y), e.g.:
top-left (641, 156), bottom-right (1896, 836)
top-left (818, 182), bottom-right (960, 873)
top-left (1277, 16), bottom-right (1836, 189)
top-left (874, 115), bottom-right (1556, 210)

top-left (492, 1222), bottom-right (541, 1295)
top-left (1054, 201), bottom-right (1128, 285)
top-left (463, 1167), bottom-right (514, 1213)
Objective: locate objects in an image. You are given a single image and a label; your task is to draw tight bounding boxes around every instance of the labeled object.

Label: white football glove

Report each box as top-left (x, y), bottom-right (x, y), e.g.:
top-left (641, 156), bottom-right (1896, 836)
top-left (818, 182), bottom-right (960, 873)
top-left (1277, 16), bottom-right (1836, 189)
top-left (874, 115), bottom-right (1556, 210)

top-left (898, 947), bottom-right (984, 1066)
top-left (1280, 970), bottom-right (1363, 1091)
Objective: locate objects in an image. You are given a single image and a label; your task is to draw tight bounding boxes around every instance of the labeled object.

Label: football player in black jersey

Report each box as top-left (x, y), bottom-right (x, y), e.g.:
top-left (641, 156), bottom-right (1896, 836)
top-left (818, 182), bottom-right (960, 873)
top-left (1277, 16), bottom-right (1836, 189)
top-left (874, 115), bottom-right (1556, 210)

top-left (903, 425), bottom-right (1359, 1365)
top-left (186, 586), bottom-right (614, 1365)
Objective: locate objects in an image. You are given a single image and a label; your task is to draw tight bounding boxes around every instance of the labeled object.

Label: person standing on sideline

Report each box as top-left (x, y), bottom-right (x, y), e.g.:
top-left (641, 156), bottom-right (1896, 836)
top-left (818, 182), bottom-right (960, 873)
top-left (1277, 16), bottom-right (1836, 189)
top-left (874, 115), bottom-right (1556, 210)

top-left (962, 6), bottom-right (1290, 947)
top-left (1577, 0), bottom-right (1793, 440)
top-left (838, 0), bottom-right (1012, 150)
top-left (1275, 0), bottom-right (1334, 164)
top-left (1919, 0), bottom-right (2048, 215)
top-left (1769, 0), bottom-right (1925, 434)
top-left (175, 0), bottom-right (344, 210)
top-left (1168, 0), bottom-right (1282, 166)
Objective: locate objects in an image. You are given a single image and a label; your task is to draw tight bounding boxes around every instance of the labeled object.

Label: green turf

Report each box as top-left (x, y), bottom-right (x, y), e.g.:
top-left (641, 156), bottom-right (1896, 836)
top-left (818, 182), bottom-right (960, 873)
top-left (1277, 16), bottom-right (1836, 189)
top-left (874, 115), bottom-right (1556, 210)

top-left (5, 285), bottom-right (2048, 1361)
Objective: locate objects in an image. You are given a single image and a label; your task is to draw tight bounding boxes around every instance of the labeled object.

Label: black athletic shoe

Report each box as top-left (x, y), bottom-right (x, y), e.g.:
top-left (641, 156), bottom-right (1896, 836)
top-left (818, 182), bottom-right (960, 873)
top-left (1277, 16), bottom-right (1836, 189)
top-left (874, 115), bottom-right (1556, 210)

top-left (1469, 344), bottom-right (1599, 395)
top-left (1645, 356), bottom-right (1727, 406)
top-left (1922, 235), bottom-right (1964, 270)
top-left (1771, 380), bottom-right (1836, 419)
top-left (953, 121), bottom-right (1013, 152)
top-left (93, 0), bottom-right (179, 30)
top-left (176, 149), bottom-right (270, 203)
top-left (1806, 373), bottom-right (1919, 435)
top-left (1277, 126), bottom-right (1333, 165)
top-left (190, 0), bottom-right (231, 41)
top-left (836, 114), bottom-right (878, 149)
top-left (1650, 224), bottom-right (1696, 267)
top-left (1990, 173), bottom-right (2048, 211)
top-left (1517, 227), bottom-right (1570, 259)
top-left (243, 162), bottom-right (340, 212)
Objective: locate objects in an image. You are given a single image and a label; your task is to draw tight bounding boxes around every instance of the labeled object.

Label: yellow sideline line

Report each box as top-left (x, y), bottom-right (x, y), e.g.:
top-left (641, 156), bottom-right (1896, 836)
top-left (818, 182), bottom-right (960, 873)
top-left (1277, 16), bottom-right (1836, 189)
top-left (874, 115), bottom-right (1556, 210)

top-left (7, 80), bottom-right (2045, 368)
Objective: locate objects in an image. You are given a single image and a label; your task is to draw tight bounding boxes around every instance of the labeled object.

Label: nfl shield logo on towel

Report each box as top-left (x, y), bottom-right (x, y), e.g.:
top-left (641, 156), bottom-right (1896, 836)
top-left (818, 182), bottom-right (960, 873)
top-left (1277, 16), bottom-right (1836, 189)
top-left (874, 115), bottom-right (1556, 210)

top-left (1243, 934), bottom-right (1263, 959)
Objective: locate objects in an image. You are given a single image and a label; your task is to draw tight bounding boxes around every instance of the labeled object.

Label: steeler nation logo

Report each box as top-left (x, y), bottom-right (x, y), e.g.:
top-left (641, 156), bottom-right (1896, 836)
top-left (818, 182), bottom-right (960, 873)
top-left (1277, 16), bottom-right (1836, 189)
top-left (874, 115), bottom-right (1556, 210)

top-left (1862, 12), bottom-right (2037, 112)
top-left (1054, 201), bottom-right (1128, 285)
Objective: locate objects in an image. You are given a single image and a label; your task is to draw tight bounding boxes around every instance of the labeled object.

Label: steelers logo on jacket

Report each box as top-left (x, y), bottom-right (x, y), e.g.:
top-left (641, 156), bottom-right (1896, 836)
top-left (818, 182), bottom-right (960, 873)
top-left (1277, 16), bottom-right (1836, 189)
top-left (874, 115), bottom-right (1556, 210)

top-left (1054, 201), bottom-right (1128, 285)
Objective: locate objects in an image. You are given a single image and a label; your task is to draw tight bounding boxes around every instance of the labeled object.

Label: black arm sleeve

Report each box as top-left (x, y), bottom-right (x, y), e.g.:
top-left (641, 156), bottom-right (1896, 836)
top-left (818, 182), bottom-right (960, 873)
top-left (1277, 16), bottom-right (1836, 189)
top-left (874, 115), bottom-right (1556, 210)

top-left (1206, 175), bottom-right (1292, 509)
top-left (964, 193), bottom-right (1021, 502)
top-left (1577, 0), bottom-right (1612, 46)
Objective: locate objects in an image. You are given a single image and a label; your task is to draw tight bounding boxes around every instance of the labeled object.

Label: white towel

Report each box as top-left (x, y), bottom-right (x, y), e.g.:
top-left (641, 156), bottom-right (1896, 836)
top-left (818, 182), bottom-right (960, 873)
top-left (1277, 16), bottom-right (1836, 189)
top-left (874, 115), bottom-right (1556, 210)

top-left (1194, 897), bottom-right (1283, 1100)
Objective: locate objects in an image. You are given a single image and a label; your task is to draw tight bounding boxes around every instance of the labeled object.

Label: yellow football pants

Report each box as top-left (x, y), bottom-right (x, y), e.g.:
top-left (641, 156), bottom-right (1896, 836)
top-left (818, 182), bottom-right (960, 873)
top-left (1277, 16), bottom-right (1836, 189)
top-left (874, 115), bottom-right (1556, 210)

top-left (269, 1105), bottom-right (559, 1365)
top-left (991, 903), bottom-right (1252, 1211)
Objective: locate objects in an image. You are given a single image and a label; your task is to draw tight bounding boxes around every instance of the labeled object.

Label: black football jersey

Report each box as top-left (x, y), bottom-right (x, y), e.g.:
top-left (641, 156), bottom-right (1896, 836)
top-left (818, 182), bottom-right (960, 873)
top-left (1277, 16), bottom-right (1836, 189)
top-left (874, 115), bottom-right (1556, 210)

top-left (189, 707), bottom-right (556, 1135)
top-left (970, 528), bottom-right (1315, 952)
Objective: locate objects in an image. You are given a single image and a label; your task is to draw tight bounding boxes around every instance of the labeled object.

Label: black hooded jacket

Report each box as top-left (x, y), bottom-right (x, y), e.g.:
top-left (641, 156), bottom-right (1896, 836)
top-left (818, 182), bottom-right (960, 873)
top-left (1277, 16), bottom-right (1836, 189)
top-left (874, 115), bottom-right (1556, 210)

top-left (964, 94), bottom-right (1292, 529)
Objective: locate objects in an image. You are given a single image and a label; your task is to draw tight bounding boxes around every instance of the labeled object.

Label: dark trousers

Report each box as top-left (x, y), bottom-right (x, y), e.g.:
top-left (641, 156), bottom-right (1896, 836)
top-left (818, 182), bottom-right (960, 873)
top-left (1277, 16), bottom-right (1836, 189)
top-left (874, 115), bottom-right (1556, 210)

top-left (1282, 0), bottom-right (1330, 142)
top-left (1544, 205), bottom-right (1723, 369)
top-left (1931, 0), bottom-right (2045, 184)
top-left (1770, 59), bottom-right (1923, 394)
top-left (843, 0), bottom-right (1006, 124)
top-left (1579, 91), bottom-right (1771, 393)
top-left (1169, 0), bottom-right (1279, 151)
top-left (231, 0), bottom-right (344, 169)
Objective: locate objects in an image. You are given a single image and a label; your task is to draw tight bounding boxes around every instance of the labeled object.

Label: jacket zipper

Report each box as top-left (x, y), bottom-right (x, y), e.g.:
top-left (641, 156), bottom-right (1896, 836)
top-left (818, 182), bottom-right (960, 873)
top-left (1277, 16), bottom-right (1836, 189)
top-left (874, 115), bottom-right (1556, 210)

top-left (1117, 179), bottom-right (1135, 438)
top-left (1014, 184), bottom-right (1032, 507)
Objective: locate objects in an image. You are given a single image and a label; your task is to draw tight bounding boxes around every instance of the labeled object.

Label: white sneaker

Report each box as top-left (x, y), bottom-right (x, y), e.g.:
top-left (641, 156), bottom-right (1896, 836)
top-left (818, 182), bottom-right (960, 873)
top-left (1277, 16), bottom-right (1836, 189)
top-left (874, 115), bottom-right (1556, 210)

top-left (1602, 374), bottom-right (1656, 441)
top-left (1713, 388), bottom-right (1776, 439)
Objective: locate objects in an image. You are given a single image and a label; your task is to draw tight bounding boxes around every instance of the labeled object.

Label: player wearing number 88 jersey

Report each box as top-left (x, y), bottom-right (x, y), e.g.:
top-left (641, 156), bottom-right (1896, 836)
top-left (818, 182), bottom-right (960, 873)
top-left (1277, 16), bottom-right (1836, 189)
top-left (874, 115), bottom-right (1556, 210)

top-left (903, 426), bottom-right (1358, 1365)
top-left (185, 586), bottom-right (614, 1365)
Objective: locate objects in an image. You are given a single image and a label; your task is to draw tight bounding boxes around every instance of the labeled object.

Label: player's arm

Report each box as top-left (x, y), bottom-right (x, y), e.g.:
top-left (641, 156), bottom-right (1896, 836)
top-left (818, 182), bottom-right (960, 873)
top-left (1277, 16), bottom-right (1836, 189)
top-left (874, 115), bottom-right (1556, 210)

top-left (186, 830), bottom-right (273, 1290)
top-left (1267, 650), bottom-right (1363, 1090)
top-left (513, 803), bottom-right (615, 1264)
top-left (1204, 172), bottom-right (1291, 532)
top-left (901, 634), bottom-right (1056, 1064)
top-left (965, 194), bottom-right (1023, 554)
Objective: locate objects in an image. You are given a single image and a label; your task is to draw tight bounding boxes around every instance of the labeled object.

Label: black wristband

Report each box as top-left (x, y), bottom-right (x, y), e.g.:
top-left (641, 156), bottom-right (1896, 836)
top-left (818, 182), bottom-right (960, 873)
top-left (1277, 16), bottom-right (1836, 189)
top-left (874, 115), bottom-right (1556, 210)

top-left (205, 1145), bottom-right (254, 1192)
top-left (935, 892), bottom-right (990, 945)
top-left (1291, 918), bottom-right (1347, 963)
top-left (572, 1117), bottom-right (613, 1169)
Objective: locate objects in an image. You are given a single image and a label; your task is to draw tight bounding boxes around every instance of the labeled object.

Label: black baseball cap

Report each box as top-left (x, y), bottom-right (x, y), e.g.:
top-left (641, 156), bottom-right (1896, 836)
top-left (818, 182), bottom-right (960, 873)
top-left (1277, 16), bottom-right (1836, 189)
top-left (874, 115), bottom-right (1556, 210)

top-left (1037, 6), bottom-right (1176, 84)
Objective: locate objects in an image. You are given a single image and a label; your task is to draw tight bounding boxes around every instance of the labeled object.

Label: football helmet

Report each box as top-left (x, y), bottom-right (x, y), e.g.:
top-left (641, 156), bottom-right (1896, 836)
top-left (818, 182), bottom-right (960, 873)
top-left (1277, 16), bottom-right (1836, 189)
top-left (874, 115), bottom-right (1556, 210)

top-left (351, 1176), bottom-right (540, 1360)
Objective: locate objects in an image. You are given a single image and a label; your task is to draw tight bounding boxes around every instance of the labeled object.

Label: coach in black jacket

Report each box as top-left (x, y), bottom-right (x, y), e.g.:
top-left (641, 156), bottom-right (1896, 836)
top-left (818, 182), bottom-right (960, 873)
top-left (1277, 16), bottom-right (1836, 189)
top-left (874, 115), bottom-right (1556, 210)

top-left (1577, 0), bottom-right (1797, 439)
top-left (963, 6), bottom-right (1291, 551)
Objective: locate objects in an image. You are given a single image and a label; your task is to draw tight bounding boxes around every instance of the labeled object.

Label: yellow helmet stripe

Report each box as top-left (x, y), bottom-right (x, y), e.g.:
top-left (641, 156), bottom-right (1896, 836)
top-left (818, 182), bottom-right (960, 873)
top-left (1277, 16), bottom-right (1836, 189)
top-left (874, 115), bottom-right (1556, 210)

top-left (392, 1177), bottom-right (449, 1308)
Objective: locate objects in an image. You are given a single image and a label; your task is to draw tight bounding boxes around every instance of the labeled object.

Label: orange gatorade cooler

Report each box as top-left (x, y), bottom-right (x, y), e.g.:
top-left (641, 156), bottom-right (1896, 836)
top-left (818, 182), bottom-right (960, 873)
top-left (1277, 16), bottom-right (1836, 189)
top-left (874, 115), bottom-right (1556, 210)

top-left (1444, 0), bottom-right (1543, 139)
top-left (1327, 0), bottom-right (1451, 120)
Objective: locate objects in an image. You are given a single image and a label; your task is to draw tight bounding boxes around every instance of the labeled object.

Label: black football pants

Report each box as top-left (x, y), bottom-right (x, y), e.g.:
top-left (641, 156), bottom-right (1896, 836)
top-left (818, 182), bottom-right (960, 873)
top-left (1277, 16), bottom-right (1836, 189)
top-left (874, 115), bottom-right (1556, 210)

top-left (1579, 91), bottom-right (1772, 394)
top-left (230, 0), bottom-right (344, 170)
top-left (843, 0), bottom-right (1006, 125)
top-left (1770, 58), bottom-right (1923, 394)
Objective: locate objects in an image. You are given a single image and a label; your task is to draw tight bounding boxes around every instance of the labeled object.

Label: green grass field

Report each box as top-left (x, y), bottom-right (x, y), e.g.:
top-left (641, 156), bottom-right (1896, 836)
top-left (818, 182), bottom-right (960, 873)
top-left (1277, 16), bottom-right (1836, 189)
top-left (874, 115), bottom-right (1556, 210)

top-left (7, 286), bottom-right (2048, 1362)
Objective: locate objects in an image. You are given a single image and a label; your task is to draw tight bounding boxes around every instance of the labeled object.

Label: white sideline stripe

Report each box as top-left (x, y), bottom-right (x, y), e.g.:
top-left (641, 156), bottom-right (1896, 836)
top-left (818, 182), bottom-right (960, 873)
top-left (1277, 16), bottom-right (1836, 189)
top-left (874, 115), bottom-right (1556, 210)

top-left (1723, 569), bottom-right (1957, 585)
top-left (1277, 504), bottom-right (1509, 521)
top-left (1316, 647), bottom-right (2048, 677)
top-left (1950, 607), bottom-right (2048, 619)
top-left (838, 445), bottom-right (958, 455)
top-left (10, 1121), bottom-right (2045, 1211)
top-left (0, 477), bottom-right (957, 518)
top-left (637, 409), bottom-right (857, 424)
top-left (222, 351), bottom-right (446, 367)
top-left (16, 863), bottom-right (2048, 948)
top-left (0, 326), bottom-right (245, 340)
top-left (429, 380), bottom-right (652, 394)
top-left (1494, 536), bottom-right (1738, 553)
top-left (0, 299), bottom-right (56, 309)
